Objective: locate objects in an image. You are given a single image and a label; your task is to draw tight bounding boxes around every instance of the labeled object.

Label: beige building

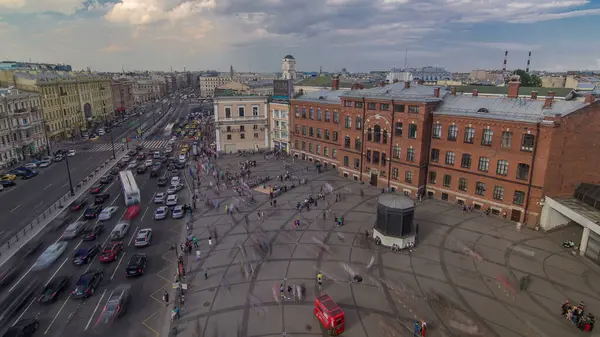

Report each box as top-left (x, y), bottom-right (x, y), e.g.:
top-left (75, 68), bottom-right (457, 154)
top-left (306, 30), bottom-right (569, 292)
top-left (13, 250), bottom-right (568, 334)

top-left (540, 75), bottom-right (566, 88)
top-left (111, 78), bottom-right (135, 113)
top-left (0, 88), bottom-right (47, 165)
top-left (213, 95), bottom-right (269, 153)
top-left (199, 76), bottom-right (231, 97)
top-left (0, 70), bottom-right (113, 140)
top-left (269, 101), bottom-right (290, 153)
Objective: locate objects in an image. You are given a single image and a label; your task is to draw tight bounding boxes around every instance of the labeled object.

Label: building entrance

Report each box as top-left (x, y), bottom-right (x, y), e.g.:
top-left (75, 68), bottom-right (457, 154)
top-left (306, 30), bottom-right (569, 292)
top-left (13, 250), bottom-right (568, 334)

top-left (370, 173), bottom-right (378, 187)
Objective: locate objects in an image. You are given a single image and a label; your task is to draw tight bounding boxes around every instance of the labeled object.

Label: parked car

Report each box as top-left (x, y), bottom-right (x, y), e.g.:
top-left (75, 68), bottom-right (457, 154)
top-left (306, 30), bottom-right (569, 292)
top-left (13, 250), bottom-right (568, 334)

top-left (157, 176), bottom-right (168, 186)
top-left (84, 205), bottom-right (103, 219)
top-left (32, 242), bottom-right (68, 271)
top-left (109, 167), bottom-right (120, 175)
top-left (172, 205), bottom-right (184, 219)
top-left (53, 154), bottom-right (64, 162)
top-left (0, 180), bottom-right (15, 187)
top-left (136, 165), bottom-right (147, 174)
top-left (110, 223), bottom-right (130, 241)
top-left (39, 157), bottom-right (53, 167)
top-left (24, 163), bottom-right (37, 170)
top-left (73, 244), bottom-right (101, 265)
top-left (67, 149), bottom-right (76, 157)
top-left (21, 169), bottom-right (38, 179)
top-left (134, 229), bottom-right (152, 247)
top-left (126, 254), bottom-right (147, 277)
top-left (99, 243), bottom-right (123, 263)
top-left (72, 269), bottom-right (104, 299)
top-left (82, 223), bottom-right (104, 241)
top-left (70, 198), bottom-right (88, 212)
top-left (95, 285), bottom-right (131, 326)
top-left (62, 221), bottom-right (86, 240)
top-left (94, 193), bottom-right (110, 204)
top-left (39, 276), bottom-right (71, 303)
top-left (0, 174), bottom-right (16, 182)
top-left (154, 206), bottom-right (168, 220)
top-left (171, 176), bottom-right (181, 186)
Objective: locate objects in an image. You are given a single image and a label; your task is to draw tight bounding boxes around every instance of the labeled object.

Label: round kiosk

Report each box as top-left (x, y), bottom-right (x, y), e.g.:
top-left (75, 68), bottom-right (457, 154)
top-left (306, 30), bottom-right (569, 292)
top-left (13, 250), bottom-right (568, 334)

top-left (372, 194), bottom-right (416, 249)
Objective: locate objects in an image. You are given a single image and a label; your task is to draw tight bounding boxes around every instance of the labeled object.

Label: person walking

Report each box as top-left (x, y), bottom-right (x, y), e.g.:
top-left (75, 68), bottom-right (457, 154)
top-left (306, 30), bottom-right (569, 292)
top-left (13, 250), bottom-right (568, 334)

top-left (204, 268), bottom-right (208, 280)
top-left (163, 291), bottom-right (169, 307)
top-left (209, 236), bottom-right (213, 246)
top-left (421, 320), bottom-right (427, 336)
top-left (413, 321), bottom-right (421, 336)
top-left (193, 236), bottom-right (199, 248)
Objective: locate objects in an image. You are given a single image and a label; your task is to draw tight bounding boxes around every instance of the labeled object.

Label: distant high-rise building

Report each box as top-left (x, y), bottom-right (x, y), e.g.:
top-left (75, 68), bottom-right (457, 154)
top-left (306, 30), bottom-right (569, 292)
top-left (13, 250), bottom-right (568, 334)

top-left (230, 65), bottom-right (234, 80)
top-left (282, 55), bottom-right (296, 80)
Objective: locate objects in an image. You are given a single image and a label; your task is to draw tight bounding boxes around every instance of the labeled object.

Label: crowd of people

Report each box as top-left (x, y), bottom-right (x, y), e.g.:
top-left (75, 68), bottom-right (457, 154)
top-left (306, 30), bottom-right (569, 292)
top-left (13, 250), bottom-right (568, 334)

top-left (562, 300), bottom-right (595, 332)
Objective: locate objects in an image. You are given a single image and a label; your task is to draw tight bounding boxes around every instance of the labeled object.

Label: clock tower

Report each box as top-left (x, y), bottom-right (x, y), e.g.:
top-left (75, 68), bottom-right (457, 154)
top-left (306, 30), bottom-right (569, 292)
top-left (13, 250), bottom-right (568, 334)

top-left (282, 55), bottom-right (296, 80)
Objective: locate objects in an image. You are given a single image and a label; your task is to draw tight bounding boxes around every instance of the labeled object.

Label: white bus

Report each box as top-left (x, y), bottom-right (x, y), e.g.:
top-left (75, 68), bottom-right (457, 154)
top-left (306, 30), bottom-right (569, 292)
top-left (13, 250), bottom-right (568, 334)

top-left (119, 170), bottom-right (141, 205)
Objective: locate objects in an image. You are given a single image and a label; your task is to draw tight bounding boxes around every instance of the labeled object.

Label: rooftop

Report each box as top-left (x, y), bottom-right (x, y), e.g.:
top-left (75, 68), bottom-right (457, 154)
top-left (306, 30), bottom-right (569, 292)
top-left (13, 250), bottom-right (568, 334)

top-left (454, 85), bottom-right (574, 97)
top-left (12, 70), bottom-right (110, 82)
top-left (341, 81), bottom-right (447, 103)
top-left (293, 88), bottom-right (347, 104)
top-left (0, 87), bottom-right (39, 99)
top-left (296, 76), bottom-right (374, 89)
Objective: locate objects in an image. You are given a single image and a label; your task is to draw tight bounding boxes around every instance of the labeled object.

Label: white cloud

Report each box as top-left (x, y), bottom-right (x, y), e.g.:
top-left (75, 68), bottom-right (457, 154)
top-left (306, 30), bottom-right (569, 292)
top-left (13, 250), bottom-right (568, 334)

top-left (464, 42), bottom-right (542, 52)
top-left (0, 0), bottom-right (84, 14)
top-left (104, 0), bottom-right (216, 26)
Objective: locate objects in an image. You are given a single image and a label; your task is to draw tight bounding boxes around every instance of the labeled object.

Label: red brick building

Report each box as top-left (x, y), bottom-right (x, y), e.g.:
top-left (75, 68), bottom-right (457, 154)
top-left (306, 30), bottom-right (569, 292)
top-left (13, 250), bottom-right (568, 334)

top-left (289, 78), bottom-right (600, 225)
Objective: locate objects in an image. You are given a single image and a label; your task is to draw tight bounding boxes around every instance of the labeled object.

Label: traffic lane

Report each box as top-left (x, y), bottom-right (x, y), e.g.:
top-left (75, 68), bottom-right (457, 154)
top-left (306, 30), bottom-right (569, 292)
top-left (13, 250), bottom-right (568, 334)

top-left (0, 152), bottom-right (114, 242)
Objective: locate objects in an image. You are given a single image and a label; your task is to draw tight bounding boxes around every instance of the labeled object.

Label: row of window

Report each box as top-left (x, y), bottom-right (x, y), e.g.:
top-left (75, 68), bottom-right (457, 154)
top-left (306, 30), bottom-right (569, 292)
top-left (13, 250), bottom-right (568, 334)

top-left (294, 106), bottom-right (340, 123)
top-left (224, 106), bottom-right (260, 118)
top-left (296, 125), bottom-right (339, 142)
top-left (225, 133), bottom-right (261, 140)
top-left (294, 140), bottom-right (338, 158)
top-left (431, 149), bottom-right (530, 180)
top-left (342, 101), bottom-right (420, 114)
top-left (431, 124), bottom-right (535, 152)
top-left (428, 171), bottom-right (526, 205)
top-left (225, 125), bottom-right (261, 132)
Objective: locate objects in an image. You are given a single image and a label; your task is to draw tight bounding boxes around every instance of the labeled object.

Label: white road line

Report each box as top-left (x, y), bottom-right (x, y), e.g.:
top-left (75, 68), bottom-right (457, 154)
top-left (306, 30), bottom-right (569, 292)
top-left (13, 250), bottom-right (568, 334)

top-left (33, 201), bottom-right (44, 209)
top-left (140, 206), bottom-right (149, 221)
top-left (110, 194), bottom-right (121, 205)
top-left (87, 156), bottom-right (93, 160)
top-left (84, 289), bottom-right (107, 331)
top-left (62, 183), bottom-right (69, 188)
top-left (44, 297), bottom-right (70, 334)
top-left (9, 264), bottom-right (35, 292)
top-left (10, 205), bottom-right (21, 212)
top-left (128, 226), bottom-right (139, 247)
top-left (44, 184), bottom-right (53, 190)
top-left (73, 239), bottom-right (83, 251)
top-left (44, 257), bottom-right (69, 286)
top-left (111, 252), bottom-right (126, 280)
top-left (12, 298), bottom-right (36, 326)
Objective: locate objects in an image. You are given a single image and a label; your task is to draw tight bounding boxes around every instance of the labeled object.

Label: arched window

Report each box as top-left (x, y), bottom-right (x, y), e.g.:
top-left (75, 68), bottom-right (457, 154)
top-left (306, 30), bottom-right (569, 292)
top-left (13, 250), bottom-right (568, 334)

top-left (344, 136), bottom-right (351, 149)
top-left (374, 125), bottom-right (381, 142)
top-left (355, 138), bottom-right (361, 150)
top-left (367, 128), bottom-right (372, 141)
top-left (383, 130), bottom-right (388, 144)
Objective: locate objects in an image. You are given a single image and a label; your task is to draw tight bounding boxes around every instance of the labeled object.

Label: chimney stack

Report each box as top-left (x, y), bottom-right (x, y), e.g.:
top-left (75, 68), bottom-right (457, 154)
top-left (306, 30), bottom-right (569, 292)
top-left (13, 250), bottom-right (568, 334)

top-left (404, 81), bottom-right (410, 89)
top-left (472, 89), bottom-right (478, 97)
top-left (450, 87), bottom-right (456, 96)
top-left (507, 80), bottom-right (521, 98)
top-left (543, 92), bottom-right (554, 109)
top-left (332, 75), bottom-right (340, 91)
top-left (585, 93), bottom-right (596, 104)
top-left (433, 87), bottom-right (440, 98)
top-left (531, 91), bottom-right (538, 100)
top-left (299, 89), bottom-right (304, 95)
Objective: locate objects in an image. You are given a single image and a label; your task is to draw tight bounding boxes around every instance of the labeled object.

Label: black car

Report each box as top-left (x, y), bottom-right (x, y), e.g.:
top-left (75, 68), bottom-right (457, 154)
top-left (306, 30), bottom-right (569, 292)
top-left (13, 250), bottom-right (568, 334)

top-left (70, 198), bottom-right (88, 212)
top-left (0, 180), bottom-right (16, 187)
top-left (82, 223), bottom-right (104, 241)
top-left (0, 280), bottom-right (40, 326)
top-left (73, 244), bottom-right (101, 265)
top-left (84, 205), bottom-right (103, 219)
top-left (126, 253), bottom-right (147, 277)
top-left (136, 166), bottom-right (147, 174)
top-left (136, 145), bottom-right (143, 151)
top-left (94, 193), bottom-right (110, 204)
top-left (99, 174), bottom-right (113, 184)
top-left (127, 149), bottom-right (136, 156)
top-left (109, 167), bottom-right (119, 175)
top-left (150, 166), bottom-right (161, 177)
top-left (72, 269), bottom-right (103, 299)
top-left (157, 176), bottom-right (168, 186)
top-left (175, 161), bottom-right (186, 169)
top-left (2, 318), bottom-right (39, 337)
top-left (39, 276), bottom-right (70, 303)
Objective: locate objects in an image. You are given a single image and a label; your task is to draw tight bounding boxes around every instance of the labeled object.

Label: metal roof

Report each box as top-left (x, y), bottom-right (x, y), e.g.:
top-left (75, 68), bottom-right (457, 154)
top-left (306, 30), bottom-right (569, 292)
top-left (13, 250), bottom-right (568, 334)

top-left (341, 82), bottom-right (446, 102)
top-left (283, 55), bottom-right (295, 60)
top-left (435, 95), bottom-right (588, 123)
top-left (294, 89), bottom-right (347, 104)
top-left (377, 194), bottom-right (415, 210)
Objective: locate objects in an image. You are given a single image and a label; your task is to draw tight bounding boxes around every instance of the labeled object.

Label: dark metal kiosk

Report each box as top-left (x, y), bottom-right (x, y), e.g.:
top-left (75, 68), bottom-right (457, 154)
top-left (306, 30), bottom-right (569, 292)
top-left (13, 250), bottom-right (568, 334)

top-left (372, 194), bottom-right (416, 249)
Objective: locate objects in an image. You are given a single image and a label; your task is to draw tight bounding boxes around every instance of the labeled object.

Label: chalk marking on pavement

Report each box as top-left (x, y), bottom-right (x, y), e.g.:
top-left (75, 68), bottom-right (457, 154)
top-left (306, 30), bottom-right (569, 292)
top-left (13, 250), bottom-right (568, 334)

top-left (140, 206), bottom-right (149, 221)
top-left (128, 226), bottom-right (139, 247)
top-left (45, 257), bottom-right (69, 286)
top-left (9, 204), bottom-right (21, 212)
top-left (84, 288), bottom-right (107, 331)
top-left (45, 297), bottom-right (70, 334)
top-left (0, 231), bottom-right (5, 236)
top-left (12, 298), bottom-right (36, 326)
top-left (44, 184), bottom-right (53, 190)
top-left (9, 264), bottom-right (35, 292)
top-left (111, 252), bottom-right (126, 280)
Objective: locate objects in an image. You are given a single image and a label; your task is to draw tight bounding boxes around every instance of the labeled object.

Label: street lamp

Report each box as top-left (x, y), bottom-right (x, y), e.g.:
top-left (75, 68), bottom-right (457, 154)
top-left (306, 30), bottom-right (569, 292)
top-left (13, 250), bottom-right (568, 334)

top-left (64, 153), bottom-right (75, 196)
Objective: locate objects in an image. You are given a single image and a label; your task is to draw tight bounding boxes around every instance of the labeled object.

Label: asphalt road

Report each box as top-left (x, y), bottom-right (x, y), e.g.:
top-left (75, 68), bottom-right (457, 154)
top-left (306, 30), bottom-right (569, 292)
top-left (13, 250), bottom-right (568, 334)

top-left (0, 101), bottom-right (192, 337)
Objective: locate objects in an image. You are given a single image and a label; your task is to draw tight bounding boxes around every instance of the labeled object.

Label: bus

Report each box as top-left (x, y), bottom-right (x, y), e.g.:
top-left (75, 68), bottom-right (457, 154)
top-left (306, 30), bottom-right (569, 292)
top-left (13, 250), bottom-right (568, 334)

top-left (119, 170), bottom-right (141, 206)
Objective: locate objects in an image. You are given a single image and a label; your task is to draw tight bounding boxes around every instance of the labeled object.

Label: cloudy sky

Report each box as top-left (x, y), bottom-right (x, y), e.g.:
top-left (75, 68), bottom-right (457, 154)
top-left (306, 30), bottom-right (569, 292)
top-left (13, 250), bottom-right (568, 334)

top-left (1, 0), bottom-right (599, 73)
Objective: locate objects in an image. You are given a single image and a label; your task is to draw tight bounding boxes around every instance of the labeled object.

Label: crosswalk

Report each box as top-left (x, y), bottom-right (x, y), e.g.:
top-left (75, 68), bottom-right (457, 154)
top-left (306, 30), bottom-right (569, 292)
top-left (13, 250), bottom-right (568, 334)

top-left (79, 140), bottom-right (176, 153)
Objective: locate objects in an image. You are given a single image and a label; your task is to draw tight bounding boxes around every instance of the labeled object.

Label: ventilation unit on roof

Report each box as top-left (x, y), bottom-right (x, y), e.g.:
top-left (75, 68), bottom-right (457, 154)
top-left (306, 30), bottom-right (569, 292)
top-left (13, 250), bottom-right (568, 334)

top-left (477, 108), bottom-right (489, 113)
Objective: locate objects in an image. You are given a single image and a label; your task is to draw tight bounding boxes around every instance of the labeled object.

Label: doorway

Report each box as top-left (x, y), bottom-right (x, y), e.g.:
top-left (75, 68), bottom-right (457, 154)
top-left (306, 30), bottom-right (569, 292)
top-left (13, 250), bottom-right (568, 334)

top-left (370, 173), bottom-right (378, 187)
top-left (511, 209), bottom-right (522, 222)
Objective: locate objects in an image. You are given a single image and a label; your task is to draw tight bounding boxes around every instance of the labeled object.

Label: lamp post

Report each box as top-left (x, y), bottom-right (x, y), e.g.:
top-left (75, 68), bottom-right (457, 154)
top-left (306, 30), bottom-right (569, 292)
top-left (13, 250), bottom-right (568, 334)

top-left (109, 126), bottom-right (116, 159)
top-left (64, 153), bottom-right (75, 196)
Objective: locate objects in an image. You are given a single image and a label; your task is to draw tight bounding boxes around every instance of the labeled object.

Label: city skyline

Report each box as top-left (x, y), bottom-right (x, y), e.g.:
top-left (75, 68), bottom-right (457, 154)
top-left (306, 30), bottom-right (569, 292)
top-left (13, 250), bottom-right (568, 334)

top-left (1, 0), bottom-right (600, 73)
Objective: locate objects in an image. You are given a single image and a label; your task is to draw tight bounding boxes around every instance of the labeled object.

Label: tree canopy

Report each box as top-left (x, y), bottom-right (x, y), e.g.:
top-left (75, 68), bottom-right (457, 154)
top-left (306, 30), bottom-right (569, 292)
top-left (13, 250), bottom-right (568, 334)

top-left (513, 69), bottom-right (542, 87)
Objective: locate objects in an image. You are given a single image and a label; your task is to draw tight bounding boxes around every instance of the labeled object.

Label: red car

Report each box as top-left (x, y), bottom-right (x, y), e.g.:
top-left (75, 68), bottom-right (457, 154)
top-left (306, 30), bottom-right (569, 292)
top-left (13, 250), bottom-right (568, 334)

top-left (71, 198), bottom-right (87, 212)
top-left (123, 205), bottom-right (141, 221)
top-left (89, 184), bottom-right (104, 194)
top-left (99, 243), bottom-right (123, 263)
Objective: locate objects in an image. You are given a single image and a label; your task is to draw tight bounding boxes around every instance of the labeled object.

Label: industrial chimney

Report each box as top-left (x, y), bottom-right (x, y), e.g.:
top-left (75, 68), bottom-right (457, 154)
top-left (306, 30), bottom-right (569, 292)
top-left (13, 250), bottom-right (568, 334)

top-left (503, 51), bottom-right (508, 71)
top-left (526, 51), bottom-right (532, 73)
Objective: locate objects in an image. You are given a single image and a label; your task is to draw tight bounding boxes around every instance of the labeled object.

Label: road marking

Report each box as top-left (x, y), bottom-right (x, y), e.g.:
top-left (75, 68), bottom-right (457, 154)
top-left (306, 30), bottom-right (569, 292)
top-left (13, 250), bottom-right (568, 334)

top-left (85, 289), bottom-right (107, 331)
top-left (110, 194), bottom-right (121, 205)
top-left (33, 201), bottom-right (44, 209)
top-left (87, 156), bottom-right (93, 160)
top-left (62, 183), bottom-right (69, 188)
top-left (10, 204), bottom-right (21, 212)
top-left (44, 183), bottom-right (53, 190)
top-left (45, 297), bottom-right (70, 334)
top-left (73, 239), bottom-right (83, 251)
top-left (111, 252), bottom-right (126, 280)
top-left (9, 264), bottom-right (35, 292)
top-left (140, 206), bottom-right (149, 221)
top-left (12, 298), bottom-right (36, 326)
top-left (128, 226), bottom-right (139, 247)
top-left (45, 257), bottom-right (69, 286)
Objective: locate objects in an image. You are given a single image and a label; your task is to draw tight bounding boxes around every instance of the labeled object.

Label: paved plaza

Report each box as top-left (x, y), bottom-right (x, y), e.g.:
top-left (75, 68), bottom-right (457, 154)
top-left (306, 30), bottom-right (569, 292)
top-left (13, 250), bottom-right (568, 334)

top-left (167, 155), bottom-right (600, 337)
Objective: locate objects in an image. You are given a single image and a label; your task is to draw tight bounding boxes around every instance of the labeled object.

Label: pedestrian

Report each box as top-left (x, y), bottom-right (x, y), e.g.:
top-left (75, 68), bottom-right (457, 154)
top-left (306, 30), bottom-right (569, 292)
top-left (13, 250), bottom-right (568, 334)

top-left (209, 236), bottom-right (213, 245)
top-left (280, 284), bottom-right (284, 298)
top-left (193, 236), bottom-right (199, 248)
top-left (273, 199), bottom-right (277, 208)
top-left (413, 321), bottom-right (421, 336)
top-left (421, 321), bottom-right (427, 336)
top-left (174, 306), bottom-right (181, 320)
top-left (204, 268), bottom-right (208, 280)
top-left (163, 291), bottom-right (169, 307)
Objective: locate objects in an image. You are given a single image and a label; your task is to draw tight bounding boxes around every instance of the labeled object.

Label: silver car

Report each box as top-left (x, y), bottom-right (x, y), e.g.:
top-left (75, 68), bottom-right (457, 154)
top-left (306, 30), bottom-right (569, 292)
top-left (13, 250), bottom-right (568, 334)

top-left (110, 222), bottom-right (130, 241)
top-left (98, 206), bottom-right (119, 221)
top-left (167, 184), bottom-right (183, 195)
top-left (62, 221), bottom-right (86, 240)
top-left (134, 229), bottom-right (152, 247)
top-left (32, 242), bottom-right (68, 271)
top-left (154, 206), bottom-right (168, 220)
top-left (172, 205), bottom-right (184, 219)
top-left (154, 192), bottom-right (166, 204)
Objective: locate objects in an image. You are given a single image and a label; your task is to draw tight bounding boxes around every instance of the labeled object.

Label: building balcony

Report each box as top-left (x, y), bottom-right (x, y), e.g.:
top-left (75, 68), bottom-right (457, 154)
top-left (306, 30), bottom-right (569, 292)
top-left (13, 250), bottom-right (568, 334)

top-left (13, 108), bottom-right (29, 115)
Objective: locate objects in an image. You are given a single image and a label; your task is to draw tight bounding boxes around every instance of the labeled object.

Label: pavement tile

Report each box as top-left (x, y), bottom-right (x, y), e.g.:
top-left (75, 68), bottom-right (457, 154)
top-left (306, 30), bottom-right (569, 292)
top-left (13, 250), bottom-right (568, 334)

top-left (411, 257), bottom-right (447, 281)
top-left (210, 283), bottom-right (250, 311)
top-left (203, 249), bottom-right (236, 269)
top-left (459, 289), bottom-right (531, 335)
top-left (256, 261), bottom-right (289, 281)
top-left (203, 309), bottom-right (244, 337)
top-left (352, 283), bottom-right (395, 313)
top-left (446, 265), bottom-right (495, 297)
top-left (282, 304), bottom-right (318, 334)
top-left (286, 261), bottom-right (318, 279)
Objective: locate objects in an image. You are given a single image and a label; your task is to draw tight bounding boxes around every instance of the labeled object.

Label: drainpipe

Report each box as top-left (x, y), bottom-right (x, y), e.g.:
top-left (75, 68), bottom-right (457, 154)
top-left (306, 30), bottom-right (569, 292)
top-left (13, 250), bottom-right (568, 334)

top-left (523, 121), bottom-right (541, 225)
top-left (422, 106), bottom-right (434, 198)
top-left (387, 100), bottom-right (395, 189)
top-left (358, 97), bottom-right (366, 182)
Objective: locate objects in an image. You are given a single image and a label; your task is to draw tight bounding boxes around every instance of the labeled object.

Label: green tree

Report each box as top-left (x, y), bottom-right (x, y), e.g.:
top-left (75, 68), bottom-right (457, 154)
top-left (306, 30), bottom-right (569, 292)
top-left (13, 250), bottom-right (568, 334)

top-left (513, 69), bottom-right (541, 87)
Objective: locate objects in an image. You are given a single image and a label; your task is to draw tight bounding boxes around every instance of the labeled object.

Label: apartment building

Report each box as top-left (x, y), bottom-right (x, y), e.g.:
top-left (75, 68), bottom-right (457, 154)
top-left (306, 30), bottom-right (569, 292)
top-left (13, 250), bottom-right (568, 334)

top-left (111, 78), bottom-right (135, 113)
top-left (269, 101), bottom-right (290, 153)
top-left (213, 95), bottom-right (269, 152)
top-left (0, 89), bottom-right (47, 164)
top-left (200, 76), bottom-right (232, 98)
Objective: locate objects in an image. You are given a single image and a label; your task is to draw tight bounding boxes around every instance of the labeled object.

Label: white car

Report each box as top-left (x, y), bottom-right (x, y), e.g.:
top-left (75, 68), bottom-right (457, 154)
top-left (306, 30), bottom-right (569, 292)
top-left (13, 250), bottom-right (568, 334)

top-left (166, 194), bottom-right (178, 206)
top-left (24, 163), bottom-right (37, 169)
top-left (165, 146), bottom-right (173, 153)
top-left (167, 184), bottom-right (184, 194)
top-left (171, 176), bottom-right (180, 186)
top-left (178, 154), bottom-right (186, 164)
top-left (110, 222), bottom-right (130, 240)
top-left (172, 205), bottom-right (184, 219)
top-left (32, 242), bottom-right (68, 271)
top-left (154, 206), bottom-right (168, 220)
top-left (127, 161), bottom-right (138, 169)
top-left (144, 159), bottom-right (153, 168)
top-left (39, 157), bottom-right (52, 168)
top-left (98, 129), bottom-right (105, 136)
top-left (67, 149), bottom-right (76, 157)
top-left (123, 155), bottom-right (131, 162)
top-left (154, 192), bottom-right (166, 204)
top-left (98, 206), bottom-right (119, 221)
top-left (134, 229), bottom-right (153, 247)
top-left (153, 151), bottom-right (161, 159)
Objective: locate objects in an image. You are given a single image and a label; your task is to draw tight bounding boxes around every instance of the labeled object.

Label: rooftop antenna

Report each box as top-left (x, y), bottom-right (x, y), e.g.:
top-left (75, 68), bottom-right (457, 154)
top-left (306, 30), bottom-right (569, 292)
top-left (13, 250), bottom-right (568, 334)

top-left (404, 49), bottom-right (408, 70)
top-left (526, 51), bottom-right (531, 73)
top-left (503, 51), bottom-right (508, 71)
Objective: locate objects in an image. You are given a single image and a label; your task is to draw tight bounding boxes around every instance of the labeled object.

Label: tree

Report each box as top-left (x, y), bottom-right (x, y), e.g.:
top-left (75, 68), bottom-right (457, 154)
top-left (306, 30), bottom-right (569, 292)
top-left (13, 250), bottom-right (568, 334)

top-left (513, 69), bottom-right (542, 87)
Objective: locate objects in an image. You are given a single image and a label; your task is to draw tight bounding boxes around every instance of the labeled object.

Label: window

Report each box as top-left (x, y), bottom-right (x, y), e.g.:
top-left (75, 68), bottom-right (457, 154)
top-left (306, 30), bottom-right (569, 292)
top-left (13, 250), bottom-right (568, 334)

top-left (309, 143), bottom-right (313, 153)
top-left (517, 163), bottom-right (530, 180)
top-left (461, 154), bottom-right (472, 168)
top-left (431, 149), bottom-right (440, 162)
top-left (302, 126), bottom-right (307, 136)
top-left (301, 107), bottom-right (306, 118)
top-left (254, 133), bottom-right (259, 138)
top-left (295, 140), bottom-right (299, 149)
top-left (344, 101), bottom-right (352, 107)
top-left (443, 174), bottom-right (451, 187)
top-left (226, 134), bottom-right (232, 140)
top-left (332, 148), bottom-right (337, 158)
top-left (394, 104), bottom-right (405, 112)
top-left (240, 125), bottom-right (245, 132)
top-left (238, 106), bottom-right (245, 117)
top-left (367, 102), bottom-right (376, 110)
top-left (344, 136), bottom-right (351, 149)
top-left (380, 103), bottom-right (390, 111)
top-left (496, 160), bottom-right (509, 176)
top-left (309, 127), bottom-right (314, 137)
top-left (464, 127), bottom-right (475, 143)
top-left (445, 151), bottom-right (455, 165)
top-left (309, 108), bottom-right (314, 120)
top-left (501, 131), bottom-right (512, 149)
top-left (333, 131), bottom-right (338, 141)
top-left (344, 116), bottom-right (352, 129)
top-left (333, 112), bottom-right (339, 123)
top-left (432, 124), bottom-right (442, 139)
top-left (317, 144), bottom-right (321, 154)
top-left (475, 182), bottom-right (485, 196)
top-left (343, 156), bottom-right (349, 167)
top-left (448, 125), bottom-right (458, 141)
top-left (478, 157), bottom-right (489, 172)
top-left (252, 106), bottom-right (259, 116)
top-left (317, 109), bottom-right (322, 121)
top-left (227, 126), bottom-right (232, 132)
top-left (367, 128), bottom-right (372, 141)
top-left (354, 138), bottom-right (361, 150)
top-left (240, 133), bottom-right (245, 139)
top-left (355, 117), bottom-right (362, 130)
top-left (408, 124), bottom-right (417, 139)
top-left (382, 152), bottom-right (387, 165)
top-left (225, 107), bottom-right (231, 118)
top-left (372, 151), bottom-right (380, 164)
top-left (374, 125), bottom-right (381, 142)
top-left (408, 105), bottom-right (420, 114)
top-left (324, 147), bottom-right (329, 156)
top-left (325, 111), bottom-right (331, 122)
top-left (481, 129), bottom-right (493, 146)
top-left (458, 178), bottom-right (467, 192)
top-left (295, 106), bottom-right (300, 117)
top-left (355, 101), bottom-right (363, 108)
top-left (493, 186), bottom-right (504, 200)
top-left (324, 129), bottom-right (330, 140)
top-left (521, 134), bottom-right (534, 152)
top-left (405, 171), bottom-right (413, 183)
top-left (316, 128), bottom-right (322, 138)
top-left (429, 171), bottom-right (437, 184)
top-left (354, 158), bottom-right (360, 169)
top-left (367, 150), bottom-right (371, 162)
top-left (393, 146), bottom-right (401, 159)
top-left (406, 148), bottom-right (415, 162)
top-left (382, 130), bottom-right (388, 144)
top-left (392, 168), bottom-right (399, 179)
top-left (395, 122), bottom-right (403, 136)
top-left (513, 191), bottom-right (525, 205)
